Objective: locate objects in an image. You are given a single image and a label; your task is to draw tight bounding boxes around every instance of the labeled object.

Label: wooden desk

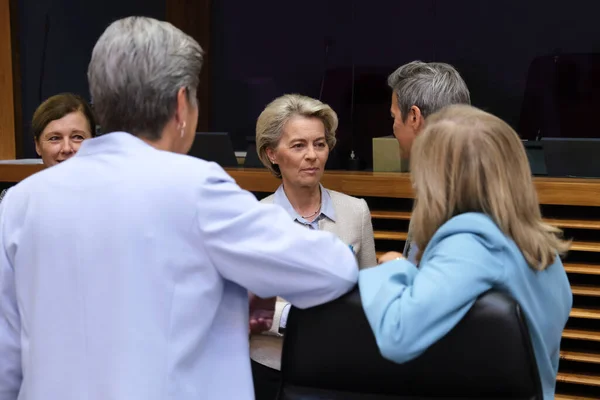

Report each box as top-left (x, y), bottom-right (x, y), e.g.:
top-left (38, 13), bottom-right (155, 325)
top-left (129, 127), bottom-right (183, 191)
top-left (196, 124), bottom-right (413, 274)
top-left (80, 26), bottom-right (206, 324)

top-left (0, 163), bottom-right (45, 183)
top-left (3, 163), bottom-right (600, 206)
top-left (1, 164), bottom-right (600, 398)
top-left (226, 168), bottom-right (600, 207)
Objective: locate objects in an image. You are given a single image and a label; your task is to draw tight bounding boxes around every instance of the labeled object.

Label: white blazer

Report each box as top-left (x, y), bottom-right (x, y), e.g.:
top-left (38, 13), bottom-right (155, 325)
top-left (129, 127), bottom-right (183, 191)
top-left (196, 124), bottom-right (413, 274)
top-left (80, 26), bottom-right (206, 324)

top-left (0, 132), bottom-right (359, 400)
top-left (250, 188), bottom-right (376, 370)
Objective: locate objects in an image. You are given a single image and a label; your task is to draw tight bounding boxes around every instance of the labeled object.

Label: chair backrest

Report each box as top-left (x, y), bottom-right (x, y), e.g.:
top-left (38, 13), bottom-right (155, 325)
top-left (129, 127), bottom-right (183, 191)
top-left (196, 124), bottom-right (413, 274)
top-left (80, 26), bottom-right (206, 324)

top-left (278, 287), bottom-right (542, 400)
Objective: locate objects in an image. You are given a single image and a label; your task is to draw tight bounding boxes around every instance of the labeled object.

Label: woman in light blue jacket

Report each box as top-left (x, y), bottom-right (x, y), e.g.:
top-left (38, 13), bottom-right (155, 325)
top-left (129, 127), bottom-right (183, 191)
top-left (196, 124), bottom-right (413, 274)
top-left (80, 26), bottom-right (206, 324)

top-left (362, 104), bottom-right (572, 400)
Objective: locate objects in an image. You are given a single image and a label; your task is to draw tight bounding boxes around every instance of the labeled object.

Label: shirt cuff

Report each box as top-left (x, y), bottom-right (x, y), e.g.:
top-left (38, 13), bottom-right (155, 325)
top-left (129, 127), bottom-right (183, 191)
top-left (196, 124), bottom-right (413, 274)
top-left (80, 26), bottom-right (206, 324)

top-left (279, 303), bottom-right (291, 328)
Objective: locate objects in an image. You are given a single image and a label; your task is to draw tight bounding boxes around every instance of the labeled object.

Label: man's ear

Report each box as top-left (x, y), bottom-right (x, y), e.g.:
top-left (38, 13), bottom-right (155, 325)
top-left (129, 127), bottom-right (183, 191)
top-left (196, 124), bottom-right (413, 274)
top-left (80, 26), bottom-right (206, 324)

top-left (409, 105), bottom-right (425, 131)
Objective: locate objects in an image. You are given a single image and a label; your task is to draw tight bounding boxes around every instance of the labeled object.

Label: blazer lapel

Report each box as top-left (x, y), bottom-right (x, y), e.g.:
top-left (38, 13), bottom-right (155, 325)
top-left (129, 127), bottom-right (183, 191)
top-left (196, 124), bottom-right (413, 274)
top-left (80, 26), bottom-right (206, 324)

top-left (318, 217), bottom-right (337, 235)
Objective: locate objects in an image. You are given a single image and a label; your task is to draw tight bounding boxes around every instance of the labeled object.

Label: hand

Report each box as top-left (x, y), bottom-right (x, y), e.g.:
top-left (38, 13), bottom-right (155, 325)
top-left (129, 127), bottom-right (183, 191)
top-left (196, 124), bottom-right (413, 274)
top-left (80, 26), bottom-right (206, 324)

top-left (248, 293), bottom-right (275, 334)
top-left (377, 251), bottom-right (404, 264)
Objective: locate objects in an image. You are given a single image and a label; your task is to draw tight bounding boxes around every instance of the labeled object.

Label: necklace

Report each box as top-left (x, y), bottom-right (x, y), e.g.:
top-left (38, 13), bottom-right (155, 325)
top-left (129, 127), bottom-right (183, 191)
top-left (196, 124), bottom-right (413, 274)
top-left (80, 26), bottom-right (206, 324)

top-left (301, 207), bottom-right (321, 219)
top-left (285, 184), bottom-right (321, 220)
top-left (300, 198), bottom-right (322, 220)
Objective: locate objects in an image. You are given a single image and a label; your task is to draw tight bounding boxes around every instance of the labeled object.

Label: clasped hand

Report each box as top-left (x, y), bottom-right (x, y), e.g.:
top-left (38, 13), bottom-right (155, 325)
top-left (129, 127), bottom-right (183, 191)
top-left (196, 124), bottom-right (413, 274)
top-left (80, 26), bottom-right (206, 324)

top-left (248, 293), bottom-right (275, 334)
top-left (377, 251), bottom-right (404, 264)
top-left (247, 251), bottom-right (405, 334)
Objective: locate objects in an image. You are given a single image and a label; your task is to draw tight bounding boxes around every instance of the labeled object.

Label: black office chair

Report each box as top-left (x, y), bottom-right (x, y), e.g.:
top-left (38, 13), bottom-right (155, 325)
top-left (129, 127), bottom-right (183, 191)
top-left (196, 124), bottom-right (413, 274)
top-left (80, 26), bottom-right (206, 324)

top-left (278, 287), bottom-right (542, 400)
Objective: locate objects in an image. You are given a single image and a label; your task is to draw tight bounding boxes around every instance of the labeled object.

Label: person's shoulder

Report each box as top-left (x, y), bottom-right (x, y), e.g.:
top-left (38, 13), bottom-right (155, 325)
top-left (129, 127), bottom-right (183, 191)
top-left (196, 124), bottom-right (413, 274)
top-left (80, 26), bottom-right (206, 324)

top-left (156, 150), bottom-right (217, 170)
top-left (9, 162), bottom-right (57, 194)
top-left (437, 213), bottom-right (504, 237)
top-left (260, 193), bottom-right (275, 204)
top-left (429, 212), bottom-right (510, 255)
top-left (152, 152), bottom-right (235, 185)
top-left (326, 189), bottom-right (367, 209)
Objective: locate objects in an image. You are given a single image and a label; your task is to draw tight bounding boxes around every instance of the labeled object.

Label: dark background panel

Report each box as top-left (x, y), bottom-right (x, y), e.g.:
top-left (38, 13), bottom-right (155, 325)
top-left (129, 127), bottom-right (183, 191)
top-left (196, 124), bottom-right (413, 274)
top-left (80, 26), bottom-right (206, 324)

top-left (15, 0), bottom-right (600, 161)
top-left (17, 0), bottom-right (164, 157)
top-left (210, 0), bottom-right (600, 158)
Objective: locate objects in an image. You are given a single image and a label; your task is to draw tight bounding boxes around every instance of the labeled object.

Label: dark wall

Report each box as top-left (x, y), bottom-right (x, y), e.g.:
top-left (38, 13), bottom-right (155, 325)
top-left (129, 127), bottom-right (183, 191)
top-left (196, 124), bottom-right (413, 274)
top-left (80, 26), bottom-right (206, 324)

top-left (16, 0), bottom-right (600, 158)
top-left (17, 0), bottom-right (164, 157)
top-left (211, 0), bottom-right (600, 154)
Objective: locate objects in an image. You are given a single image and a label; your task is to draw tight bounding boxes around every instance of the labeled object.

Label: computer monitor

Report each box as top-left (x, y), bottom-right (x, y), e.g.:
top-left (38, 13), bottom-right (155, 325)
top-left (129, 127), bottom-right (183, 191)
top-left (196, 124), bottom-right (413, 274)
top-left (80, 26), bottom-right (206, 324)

top-left (188, 132), bottom-right (238, 168)
top-left (542, 138), bottom-right (600, 178)
top-left (522, 141), bottom-right (547, 176)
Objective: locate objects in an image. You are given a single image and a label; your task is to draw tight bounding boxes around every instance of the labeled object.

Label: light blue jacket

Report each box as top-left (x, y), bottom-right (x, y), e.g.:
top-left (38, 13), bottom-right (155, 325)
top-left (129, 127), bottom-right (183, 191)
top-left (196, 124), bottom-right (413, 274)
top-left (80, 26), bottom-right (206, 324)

top-left (359, 212), bottom-right (572, 400)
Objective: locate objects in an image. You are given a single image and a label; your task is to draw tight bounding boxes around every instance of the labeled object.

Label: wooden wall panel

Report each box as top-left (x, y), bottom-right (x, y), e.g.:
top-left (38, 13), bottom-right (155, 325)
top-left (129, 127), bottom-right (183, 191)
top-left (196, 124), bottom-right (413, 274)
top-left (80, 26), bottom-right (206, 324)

top-left (166, 0), bottom-right (211, 132)
top-left (0, 0), bottom-right (16, 159)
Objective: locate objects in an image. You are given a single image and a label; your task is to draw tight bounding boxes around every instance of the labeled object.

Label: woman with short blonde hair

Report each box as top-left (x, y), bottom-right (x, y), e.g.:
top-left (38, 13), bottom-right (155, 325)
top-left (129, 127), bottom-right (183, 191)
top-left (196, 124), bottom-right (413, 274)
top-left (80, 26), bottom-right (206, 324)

top-left (360, 104), bottom-right (572, 400)
top-left (251, 94), bottom-right (376, 399)
top-left (256, 94), bottom-right (338, 177)
top-left (254, 93), bottom-right (375, 267)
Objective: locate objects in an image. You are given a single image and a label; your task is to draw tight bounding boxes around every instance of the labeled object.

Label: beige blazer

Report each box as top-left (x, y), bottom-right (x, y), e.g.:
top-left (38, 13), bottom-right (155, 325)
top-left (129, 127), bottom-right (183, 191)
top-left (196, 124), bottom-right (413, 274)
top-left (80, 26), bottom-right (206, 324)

top-left (250, 188), bottom-right (377, 370)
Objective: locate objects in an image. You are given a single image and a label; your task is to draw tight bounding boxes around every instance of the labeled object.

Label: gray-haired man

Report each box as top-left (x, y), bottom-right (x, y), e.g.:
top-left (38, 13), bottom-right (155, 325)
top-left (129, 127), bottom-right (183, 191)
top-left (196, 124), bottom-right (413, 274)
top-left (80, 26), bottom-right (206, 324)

top-left (382, 61), bottom-right (471, 263)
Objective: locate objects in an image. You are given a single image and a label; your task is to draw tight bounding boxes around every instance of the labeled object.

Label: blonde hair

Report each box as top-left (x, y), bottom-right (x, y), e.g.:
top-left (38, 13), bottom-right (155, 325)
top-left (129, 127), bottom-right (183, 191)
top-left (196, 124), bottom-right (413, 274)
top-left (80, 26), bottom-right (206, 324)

top-left (256, 94), bottom-right (338, 178)
top-left (410, 104), bottom-right (570, 270)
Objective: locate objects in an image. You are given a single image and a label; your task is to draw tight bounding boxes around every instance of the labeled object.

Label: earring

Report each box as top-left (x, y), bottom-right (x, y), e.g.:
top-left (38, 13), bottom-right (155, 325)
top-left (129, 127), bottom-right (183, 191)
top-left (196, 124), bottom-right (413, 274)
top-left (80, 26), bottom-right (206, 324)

top-left (180, 121), bottom-right (186, 138)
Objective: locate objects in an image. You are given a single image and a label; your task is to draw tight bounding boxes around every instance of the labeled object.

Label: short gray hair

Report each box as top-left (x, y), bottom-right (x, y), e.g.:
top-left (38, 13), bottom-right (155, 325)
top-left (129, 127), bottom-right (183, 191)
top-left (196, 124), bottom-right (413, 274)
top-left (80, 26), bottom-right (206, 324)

top-left (388, 61), bottom-right (470, 122)
top-left (88, 17), bottom-right (204, 140)
top-left (256, 94), bottom-right (338, 178)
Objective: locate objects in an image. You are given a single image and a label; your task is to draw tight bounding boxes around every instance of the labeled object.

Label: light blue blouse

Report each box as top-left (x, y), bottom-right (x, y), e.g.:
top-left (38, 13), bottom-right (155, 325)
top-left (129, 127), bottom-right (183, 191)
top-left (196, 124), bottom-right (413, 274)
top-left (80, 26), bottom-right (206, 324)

top-left (359, 212), bottom-right (572, 400)
top-left (273, 184), bottom-right (336, 230)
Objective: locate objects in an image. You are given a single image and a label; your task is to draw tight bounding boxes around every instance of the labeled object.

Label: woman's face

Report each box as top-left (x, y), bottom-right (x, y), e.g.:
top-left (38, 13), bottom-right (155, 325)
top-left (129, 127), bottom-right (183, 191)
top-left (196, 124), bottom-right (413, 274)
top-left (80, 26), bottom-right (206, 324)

top-left (35, 111), bottom-right (93, 167)
top-left (267, 116), bottom-right (330, 189)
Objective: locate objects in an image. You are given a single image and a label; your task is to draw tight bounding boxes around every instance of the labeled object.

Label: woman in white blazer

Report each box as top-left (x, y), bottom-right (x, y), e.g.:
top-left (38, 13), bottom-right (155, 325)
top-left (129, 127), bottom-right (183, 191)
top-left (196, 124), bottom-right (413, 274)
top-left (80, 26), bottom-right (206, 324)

top-left (250, 94), bottom-right (377, 399)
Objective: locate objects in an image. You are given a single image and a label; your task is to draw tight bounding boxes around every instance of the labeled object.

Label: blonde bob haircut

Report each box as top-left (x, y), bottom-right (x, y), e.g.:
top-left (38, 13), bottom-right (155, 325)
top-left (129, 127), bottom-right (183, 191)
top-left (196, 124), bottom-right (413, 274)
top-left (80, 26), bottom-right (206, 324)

top-left (256, 94), bottom-right (338, 178)
top-left (410, 104), bottom-right (570, 270)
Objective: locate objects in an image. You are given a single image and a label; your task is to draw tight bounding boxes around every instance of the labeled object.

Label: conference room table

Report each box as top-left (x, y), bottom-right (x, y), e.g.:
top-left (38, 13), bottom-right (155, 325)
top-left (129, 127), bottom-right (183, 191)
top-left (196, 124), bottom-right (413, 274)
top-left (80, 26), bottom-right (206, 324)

top-left (0, 163), bottom-right (599, 399)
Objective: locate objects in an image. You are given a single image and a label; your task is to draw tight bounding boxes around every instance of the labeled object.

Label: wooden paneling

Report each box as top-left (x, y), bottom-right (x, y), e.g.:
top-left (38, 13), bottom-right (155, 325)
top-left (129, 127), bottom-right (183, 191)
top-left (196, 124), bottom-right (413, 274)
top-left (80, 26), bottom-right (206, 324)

top-left (370, 210), bottom-right (412, 220)
top-left (545, 218), bottom-right (600, 230)
top-left (227, 168), bottom-right (600, 207)
top-left (0, 163), bottom-right (44, 182)
top-left (3, 164), bottom-right (600, 208)
top-left (563, 329), bottom-right (600, 342)
top-left (373, 231), bottom-right (408, 241)
top-left (564, 264), bottom-right (600, 276)
top-left (166, 0), bottom-right (211, 132)
top-left (557, 372), bottom-right (600, 387)
top-left (534, 178), bottom-right (600, 207)
top-left (570, 241), bottom-right (600, 253)
top-left (561, 351), bottom-right (600, 364)
top-left (556, 395), bottom-right (597, 400)
top-left (571, 308), bottom-right (600, 320)
top-left (571, 284), bottom-right (600, 297)
top-left (0, 0), bottom-right (16, 159)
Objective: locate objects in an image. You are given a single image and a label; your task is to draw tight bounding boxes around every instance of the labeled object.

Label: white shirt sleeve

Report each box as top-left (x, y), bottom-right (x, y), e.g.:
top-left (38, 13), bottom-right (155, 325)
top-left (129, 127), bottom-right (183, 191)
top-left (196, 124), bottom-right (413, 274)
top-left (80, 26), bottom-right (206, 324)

top-left (196, 165), bottom-right (358, 309)
top-left (279, 303), bottom-right (292, 328)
